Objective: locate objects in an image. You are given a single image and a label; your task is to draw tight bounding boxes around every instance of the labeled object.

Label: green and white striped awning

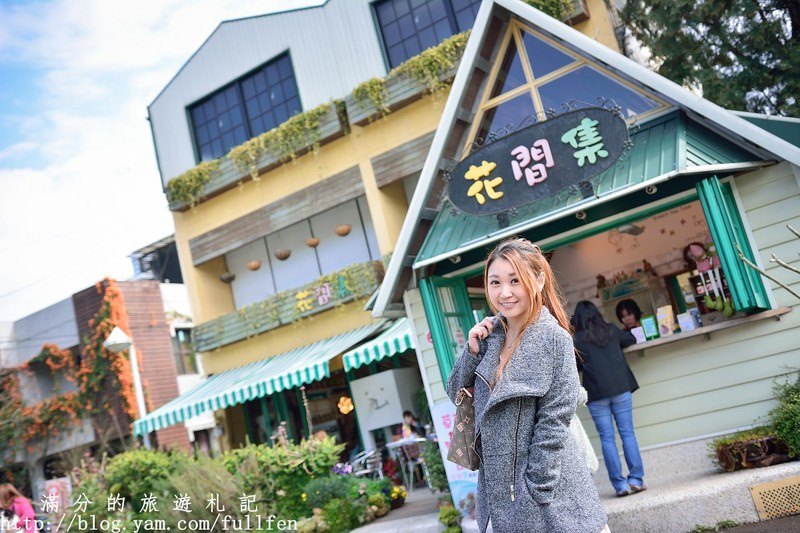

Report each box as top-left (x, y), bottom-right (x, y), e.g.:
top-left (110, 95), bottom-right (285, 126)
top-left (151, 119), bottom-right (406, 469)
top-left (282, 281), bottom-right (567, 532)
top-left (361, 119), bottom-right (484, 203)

top-left (133, 320), bottom-right (387, 436)
top-left (342, 318), bottom-right (414, 372)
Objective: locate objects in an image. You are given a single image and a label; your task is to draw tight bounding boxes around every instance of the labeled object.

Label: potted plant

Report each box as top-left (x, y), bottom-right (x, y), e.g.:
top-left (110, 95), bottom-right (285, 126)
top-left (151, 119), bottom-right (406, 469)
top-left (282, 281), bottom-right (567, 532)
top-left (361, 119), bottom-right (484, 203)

top-left (710, 426), bottom-right (791, 472)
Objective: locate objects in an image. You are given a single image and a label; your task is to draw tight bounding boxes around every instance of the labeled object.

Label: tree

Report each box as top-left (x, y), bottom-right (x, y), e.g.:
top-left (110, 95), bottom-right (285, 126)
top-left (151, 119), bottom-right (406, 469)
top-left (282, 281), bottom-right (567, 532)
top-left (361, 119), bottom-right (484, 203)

top-left (623, 0), bottom-right (799, 116)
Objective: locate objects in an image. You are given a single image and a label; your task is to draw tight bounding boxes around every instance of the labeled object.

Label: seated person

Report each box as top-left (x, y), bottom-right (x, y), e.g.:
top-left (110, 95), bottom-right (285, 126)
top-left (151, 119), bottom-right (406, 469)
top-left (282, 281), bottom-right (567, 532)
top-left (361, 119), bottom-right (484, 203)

top-left (402, 411), bottom-right (425, 438)
top-left (615, 299), bottom-right (643, 331)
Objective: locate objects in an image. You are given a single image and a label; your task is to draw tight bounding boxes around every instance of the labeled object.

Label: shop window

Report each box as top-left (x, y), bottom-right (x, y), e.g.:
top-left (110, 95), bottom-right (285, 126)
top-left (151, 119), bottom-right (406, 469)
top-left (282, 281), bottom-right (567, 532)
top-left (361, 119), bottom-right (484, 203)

top-left (465, 21), bottom-right (670, 154)
top-left (475, 93), bottom-right (536, 143)
top-left (521, 31), bottom-right (576, 79)
top-left (696, 176), bottom-right (770, 312)
top-left (189, 53), bottom-right (301, 162)
top-left (488, 32), bottom-right (526, 99)
top-left (537, 65), bottom-right (662, 118)
top-left (374, 0), bottom-right (481, 68)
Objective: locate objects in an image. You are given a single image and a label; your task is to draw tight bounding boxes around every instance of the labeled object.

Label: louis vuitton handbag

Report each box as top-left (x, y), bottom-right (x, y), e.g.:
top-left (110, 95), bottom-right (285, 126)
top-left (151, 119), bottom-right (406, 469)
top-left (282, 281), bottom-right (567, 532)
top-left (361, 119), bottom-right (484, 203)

top-left (447, 386), bottom-right (480, 470)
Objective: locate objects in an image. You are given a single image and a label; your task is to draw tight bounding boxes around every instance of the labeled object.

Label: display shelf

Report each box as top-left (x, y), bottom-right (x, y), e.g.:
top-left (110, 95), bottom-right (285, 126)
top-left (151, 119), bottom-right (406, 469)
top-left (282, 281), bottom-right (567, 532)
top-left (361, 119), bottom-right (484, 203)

top-left (624, 307), bottom-right (792, 356)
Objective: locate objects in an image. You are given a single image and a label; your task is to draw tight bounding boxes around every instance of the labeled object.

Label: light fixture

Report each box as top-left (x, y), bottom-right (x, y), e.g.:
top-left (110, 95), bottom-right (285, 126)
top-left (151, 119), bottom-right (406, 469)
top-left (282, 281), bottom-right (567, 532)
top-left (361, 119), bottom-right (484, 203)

top-left (337, 395), bottom-right (354, 415)
top-left (104, 326), bottom-right (151, 450)
top-left (646, 185), bottom-right (658, 195)
top-left (618, 224), bottom-right (644, 236)
top-left (449, 255), bottom-right (462, 264)
top-left (575, 210), bottom-right (587, 220)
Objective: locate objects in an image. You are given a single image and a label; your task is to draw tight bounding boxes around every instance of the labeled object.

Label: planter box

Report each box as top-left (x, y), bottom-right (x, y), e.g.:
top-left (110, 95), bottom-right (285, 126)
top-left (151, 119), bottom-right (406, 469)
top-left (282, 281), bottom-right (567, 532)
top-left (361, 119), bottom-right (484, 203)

top-left (344, 65), bottom-right (458, 127)
top-left (193, 260), bottom-right (384, 352)
top-left (715, 435), bottom-right (793, 472)
top-left (168, 101), bottom-right (346, 211)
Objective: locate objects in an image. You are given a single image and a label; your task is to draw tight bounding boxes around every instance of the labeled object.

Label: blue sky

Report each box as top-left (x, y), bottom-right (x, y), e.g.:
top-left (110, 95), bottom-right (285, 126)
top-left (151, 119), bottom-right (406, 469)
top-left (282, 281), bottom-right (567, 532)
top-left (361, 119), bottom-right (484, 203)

top-left (0, 0), bottom-right (323, 322)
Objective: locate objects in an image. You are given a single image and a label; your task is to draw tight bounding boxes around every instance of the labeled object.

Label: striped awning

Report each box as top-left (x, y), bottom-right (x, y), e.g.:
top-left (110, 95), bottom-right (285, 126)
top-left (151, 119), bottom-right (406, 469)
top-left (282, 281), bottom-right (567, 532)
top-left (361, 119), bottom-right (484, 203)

top-left (342, 318), bottom-right (414, 372)
top-left (133, 320), bottom-right (387, 436)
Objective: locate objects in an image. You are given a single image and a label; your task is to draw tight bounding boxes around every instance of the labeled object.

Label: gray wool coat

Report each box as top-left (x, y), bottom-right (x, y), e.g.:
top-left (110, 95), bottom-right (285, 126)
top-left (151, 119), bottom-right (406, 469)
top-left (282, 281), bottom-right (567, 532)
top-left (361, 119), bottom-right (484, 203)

top-left (446, 308), bottom-right (607, 533)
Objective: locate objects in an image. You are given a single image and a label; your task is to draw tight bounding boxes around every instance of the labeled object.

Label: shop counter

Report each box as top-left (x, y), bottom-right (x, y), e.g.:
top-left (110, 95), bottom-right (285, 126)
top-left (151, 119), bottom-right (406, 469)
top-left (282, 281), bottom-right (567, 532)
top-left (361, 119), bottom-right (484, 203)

top-left (623, 307), bottom-right (792, 357)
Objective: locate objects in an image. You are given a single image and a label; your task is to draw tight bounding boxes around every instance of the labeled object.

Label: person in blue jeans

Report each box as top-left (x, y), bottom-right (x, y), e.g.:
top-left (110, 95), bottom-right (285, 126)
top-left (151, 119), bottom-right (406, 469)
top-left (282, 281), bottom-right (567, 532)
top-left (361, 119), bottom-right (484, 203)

top-left (572, 300), bottom-right (646, 497)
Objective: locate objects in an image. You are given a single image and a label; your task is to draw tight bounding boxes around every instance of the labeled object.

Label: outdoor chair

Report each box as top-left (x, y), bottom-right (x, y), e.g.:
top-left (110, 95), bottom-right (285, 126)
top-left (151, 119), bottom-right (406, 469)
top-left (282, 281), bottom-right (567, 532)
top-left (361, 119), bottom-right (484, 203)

top-left (351, 449), bottom-right (383, 480)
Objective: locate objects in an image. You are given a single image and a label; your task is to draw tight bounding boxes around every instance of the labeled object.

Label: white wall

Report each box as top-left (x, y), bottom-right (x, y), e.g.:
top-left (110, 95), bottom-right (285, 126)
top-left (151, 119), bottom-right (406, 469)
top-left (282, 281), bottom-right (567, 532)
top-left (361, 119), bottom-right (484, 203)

top-left (10, 298), bottom-right (79, 368)
top-left (225, 198), bottom-right (380, 308)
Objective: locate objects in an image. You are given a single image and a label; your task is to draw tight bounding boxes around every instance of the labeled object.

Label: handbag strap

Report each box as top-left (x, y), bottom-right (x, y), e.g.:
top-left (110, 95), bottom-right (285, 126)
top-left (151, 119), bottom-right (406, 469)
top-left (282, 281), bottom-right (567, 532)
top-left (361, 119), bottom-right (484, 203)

top-left (455, 387), bottom-right (473, 405)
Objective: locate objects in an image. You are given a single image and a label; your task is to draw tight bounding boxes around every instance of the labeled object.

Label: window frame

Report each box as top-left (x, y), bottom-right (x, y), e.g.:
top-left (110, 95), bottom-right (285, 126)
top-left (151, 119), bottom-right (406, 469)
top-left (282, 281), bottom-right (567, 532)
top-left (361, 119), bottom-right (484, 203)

top-left (371, 0), bottom-right (481, 70)
top-left (462, 20), bottom-right (671, 159)
top-left (186, 51), bottom-right (302, 163)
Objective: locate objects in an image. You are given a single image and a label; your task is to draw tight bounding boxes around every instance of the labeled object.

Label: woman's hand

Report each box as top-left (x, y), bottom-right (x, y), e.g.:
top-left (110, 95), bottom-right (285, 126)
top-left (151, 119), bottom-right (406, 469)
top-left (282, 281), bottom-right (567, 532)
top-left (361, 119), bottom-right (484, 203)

top-left (467, 317), bottom-right (495, 356)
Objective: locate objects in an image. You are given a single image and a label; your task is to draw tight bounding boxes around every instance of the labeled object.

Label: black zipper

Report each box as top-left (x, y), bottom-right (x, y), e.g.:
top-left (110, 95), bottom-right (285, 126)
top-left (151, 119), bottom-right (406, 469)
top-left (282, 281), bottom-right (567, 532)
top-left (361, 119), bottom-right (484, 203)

top-left (510, 397), bottom-right (522, 502)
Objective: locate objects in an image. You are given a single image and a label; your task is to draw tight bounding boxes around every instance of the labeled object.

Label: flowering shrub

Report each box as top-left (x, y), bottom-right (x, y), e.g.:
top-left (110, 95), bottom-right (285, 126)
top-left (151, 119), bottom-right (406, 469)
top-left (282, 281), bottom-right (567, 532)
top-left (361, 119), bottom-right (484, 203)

top-left (221, 434), bottom-right (343, 518)
top-left (304, 475), bottom-right (356, 510)
top-left (332, 462), bottom-right (353, 476)
top-left (390, 485), bottom-right (408, 501)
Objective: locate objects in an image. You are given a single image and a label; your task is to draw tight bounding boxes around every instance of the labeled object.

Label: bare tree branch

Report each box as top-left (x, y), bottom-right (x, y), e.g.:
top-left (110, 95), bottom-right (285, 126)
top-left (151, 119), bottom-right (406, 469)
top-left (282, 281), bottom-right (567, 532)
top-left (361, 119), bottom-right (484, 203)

top-left (771, 254), bottom-right (800, 275)
top-left (737, 243), bottom-right (800, 299)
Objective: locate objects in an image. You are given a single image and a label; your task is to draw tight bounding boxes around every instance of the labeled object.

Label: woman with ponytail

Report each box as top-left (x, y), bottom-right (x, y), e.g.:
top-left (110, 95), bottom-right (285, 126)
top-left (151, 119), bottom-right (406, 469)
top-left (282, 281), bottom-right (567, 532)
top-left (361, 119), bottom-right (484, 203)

top-left (572, 300), bottom-right (645, 498)
top-left (446, 238), bottom-right (608, 533)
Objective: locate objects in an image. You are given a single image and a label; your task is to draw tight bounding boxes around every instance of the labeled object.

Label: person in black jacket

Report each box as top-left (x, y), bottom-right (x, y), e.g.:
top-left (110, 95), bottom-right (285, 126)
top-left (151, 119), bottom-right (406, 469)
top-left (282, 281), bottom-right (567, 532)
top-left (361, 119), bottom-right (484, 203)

top-left (572, 300), bottom-right (646, 497)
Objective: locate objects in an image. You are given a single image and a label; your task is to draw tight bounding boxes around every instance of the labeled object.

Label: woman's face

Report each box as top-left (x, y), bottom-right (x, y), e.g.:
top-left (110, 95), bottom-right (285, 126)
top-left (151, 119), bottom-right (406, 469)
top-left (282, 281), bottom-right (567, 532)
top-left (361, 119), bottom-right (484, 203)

top-left (619, 308), bottom-right (639, 329)
top-left (487, 257), bottom-right (540, 324)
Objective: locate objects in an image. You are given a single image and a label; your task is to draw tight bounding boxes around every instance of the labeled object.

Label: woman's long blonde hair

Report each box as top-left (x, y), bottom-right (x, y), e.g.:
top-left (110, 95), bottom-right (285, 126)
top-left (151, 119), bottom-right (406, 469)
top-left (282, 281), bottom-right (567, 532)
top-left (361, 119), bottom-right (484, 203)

top-left (483, 237), bottom-right (570, 383)
top-left (0, 483), bottom-right (25, 508)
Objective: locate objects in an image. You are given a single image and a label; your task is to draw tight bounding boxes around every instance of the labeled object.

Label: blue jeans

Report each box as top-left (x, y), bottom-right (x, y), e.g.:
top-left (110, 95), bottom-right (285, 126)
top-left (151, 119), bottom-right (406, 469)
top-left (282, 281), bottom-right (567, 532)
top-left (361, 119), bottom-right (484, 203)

top-left (587, 391), bottom-right (645, 493)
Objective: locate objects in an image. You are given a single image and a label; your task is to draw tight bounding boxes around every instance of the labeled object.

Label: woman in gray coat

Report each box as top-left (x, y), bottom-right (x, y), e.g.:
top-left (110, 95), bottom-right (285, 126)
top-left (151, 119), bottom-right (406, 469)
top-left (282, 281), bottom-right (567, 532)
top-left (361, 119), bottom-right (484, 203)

top-left (447, 238), bottom-right (608, 533)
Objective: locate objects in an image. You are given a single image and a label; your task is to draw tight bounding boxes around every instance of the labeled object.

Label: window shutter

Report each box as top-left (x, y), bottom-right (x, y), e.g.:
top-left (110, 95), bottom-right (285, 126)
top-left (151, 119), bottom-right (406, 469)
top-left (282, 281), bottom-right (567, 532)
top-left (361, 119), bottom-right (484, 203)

top-left (696, 176), bottom-right (770, 312)
top-left (419, 276), bottom-right (474, 383)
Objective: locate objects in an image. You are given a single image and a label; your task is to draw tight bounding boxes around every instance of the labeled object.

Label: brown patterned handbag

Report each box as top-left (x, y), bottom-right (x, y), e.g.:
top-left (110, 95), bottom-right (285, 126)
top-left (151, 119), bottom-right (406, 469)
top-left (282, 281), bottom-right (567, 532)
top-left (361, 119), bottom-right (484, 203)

top-left (447, 387), bottom-right (480, 470)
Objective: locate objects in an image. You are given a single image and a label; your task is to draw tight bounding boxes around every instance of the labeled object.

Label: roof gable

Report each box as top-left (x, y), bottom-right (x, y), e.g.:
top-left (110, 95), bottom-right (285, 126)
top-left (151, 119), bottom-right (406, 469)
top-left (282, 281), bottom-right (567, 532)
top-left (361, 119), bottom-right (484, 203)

top-left (373, 0), bottom-right (800, 317)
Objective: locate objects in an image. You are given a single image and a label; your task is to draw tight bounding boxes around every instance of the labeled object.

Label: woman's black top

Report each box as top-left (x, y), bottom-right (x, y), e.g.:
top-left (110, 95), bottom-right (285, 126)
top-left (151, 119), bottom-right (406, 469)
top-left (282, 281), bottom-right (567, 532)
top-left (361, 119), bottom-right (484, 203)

top-left (574, 323), bottom-right (638, 403)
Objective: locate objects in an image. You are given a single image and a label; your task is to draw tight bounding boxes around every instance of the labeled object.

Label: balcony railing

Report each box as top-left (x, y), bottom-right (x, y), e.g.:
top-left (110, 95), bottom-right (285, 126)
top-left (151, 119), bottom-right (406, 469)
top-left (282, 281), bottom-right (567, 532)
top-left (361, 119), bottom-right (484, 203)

top-left (193, 260), bottom-right (385, 352)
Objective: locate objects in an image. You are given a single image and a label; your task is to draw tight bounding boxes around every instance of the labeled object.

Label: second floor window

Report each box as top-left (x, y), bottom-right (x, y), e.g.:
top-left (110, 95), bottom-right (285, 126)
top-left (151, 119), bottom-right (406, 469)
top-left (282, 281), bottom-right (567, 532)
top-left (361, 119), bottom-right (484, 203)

top-left (189, 53), bottom-right (302, 162)
top-left (374, 0), bottom-right (481, 68)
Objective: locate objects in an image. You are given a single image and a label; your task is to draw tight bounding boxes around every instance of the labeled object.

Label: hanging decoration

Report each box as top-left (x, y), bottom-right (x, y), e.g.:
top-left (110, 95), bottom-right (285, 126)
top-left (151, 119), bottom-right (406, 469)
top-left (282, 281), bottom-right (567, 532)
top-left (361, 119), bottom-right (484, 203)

top-left (334, 224), bottom-right (352, 237)
top-left (220, 272), bottom-right (236, 283)
top-left (275, 249), bottom-right (292, 261)
top-left (306, 237), bottom-right (321, 248)
top-left (247, 260), bottom-right (262, 271)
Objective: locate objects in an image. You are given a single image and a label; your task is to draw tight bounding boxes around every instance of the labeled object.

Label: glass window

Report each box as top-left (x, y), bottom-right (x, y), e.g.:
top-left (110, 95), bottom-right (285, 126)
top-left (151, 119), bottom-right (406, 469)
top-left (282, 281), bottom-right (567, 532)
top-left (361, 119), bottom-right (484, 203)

top-left (190, 85), bottom-right (248, 162)
top-left (173, 328), bottom-right (198, 375)
top-left (188, 53), bottom-right (301, 162)
top-left (475, 93), bottom-right (536, 143)
top-left (374, 0), bottom-right (481, 68)
top-left (489, 36), bottom-right (527, 99)
top-left (521, 31), bottom-right (576, 79)
top-left (537, 65), bottom-right (661, 118)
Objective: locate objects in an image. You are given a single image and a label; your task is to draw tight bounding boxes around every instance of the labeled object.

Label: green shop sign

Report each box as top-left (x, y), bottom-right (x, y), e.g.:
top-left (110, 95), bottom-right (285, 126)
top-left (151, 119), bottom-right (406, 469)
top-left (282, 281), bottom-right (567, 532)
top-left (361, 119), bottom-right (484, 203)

top-left (449, 107), bottom-right (629, 216)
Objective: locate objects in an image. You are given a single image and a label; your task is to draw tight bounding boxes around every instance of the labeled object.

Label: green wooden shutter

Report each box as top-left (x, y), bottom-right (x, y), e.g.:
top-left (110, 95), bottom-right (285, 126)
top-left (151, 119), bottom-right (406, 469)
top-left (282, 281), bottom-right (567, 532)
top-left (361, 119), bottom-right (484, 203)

top-left (419, 276), bottom-right (474, 383)
top-left (696, 176), bottom-right (770, 312)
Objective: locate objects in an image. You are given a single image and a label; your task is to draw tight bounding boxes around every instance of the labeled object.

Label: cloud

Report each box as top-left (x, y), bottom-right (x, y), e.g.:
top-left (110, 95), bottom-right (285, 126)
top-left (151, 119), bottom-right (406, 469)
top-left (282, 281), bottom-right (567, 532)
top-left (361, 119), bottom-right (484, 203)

top-left (0, 0), bottom-right (324, 322)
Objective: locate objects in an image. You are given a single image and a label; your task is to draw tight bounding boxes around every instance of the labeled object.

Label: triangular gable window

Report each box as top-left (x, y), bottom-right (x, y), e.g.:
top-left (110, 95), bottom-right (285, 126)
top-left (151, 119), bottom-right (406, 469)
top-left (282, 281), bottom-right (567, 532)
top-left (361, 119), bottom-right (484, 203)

top-left (467, 20), bottom-right (670, 153)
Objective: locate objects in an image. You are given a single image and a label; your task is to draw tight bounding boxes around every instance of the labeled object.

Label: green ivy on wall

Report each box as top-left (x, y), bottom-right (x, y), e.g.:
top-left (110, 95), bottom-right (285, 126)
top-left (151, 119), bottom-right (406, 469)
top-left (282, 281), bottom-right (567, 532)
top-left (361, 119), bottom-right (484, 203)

top-left (165, 160), bottom-right (220, 207)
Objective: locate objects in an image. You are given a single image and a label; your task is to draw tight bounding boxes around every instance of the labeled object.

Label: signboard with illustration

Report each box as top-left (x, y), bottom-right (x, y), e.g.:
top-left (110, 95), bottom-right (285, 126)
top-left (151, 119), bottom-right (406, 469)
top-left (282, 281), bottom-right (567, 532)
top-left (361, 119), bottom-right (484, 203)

top-left (449, 107), bottom-right (629, 216)
top-left (432, 401), bottom-right (478, 518)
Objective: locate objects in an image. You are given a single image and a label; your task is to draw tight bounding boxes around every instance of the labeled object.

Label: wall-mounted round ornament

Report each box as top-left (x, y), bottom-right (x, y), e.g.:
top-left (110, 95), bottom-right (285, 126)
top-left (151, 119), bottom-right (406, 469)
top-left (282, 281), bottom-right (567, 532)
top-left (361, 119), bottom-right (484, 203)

top-left (306, 237), bottom-right (320, 248)
top-left (219, 272), bottom-right (236, 283)
top-left (275, 249), bottom-right (291, 261)
top-left (247, 260), bottom-right (261, 271)
top-left (334, 224), bottom-right (352, 237)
